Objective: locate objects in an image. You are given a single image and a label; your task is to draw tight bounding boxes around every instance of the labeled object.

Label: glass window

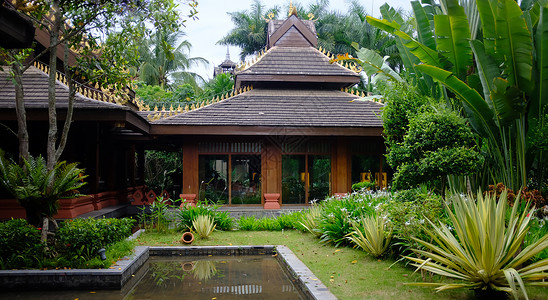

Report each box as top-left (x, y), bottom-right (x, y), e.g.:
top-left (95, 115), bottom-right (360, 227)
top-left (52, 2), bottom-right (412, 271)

top-left (351, 155), bottom-right (381, 188)
top-left (231, 155), bottom-right (261, 204)
top-left (282, 155), bottom-right (306, 204)
top-left (199, 155), bottom-right (228, 204)
top-left (308, 155), bottom-right (331, 201)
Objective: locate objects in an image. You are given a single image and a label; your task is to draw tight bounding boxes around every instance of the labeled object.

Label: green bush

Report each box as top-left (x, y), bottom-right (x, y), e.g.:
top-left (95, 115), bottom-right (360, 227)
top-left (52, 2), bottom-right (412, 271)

top-left (317, 193), bottom-right (378, 246)
top-left (351, 181), bottom-right (376, 191)
top-left (257, 217), bottom-right (282, 231)
top-left (380, 188), bottom-right (445, 254)
top-left (0, 219), bottom-right (44, 269)
top-left (525, 218), bottom-right (548, 262)
top-left (177, 201), bottom-right (234, 231)
top-left (276, 211), bottom-right (302, 230)
top-left (238, 216), bottom-right (260, 231)
top-left (56, 217), bottom-right (135, 260)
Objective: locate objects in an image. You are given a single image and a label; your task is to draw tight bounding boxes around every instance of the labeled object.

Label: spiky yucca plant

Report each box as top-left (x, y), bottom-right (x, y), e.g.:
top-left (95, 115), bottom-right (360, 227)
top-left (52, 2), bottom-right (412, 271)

top-left (346, 214), bottom-right (392, 258)
top-left (192, 215), bottom-right (216, 239)
top-left (405, 191), bottom-right (548, 299)
top-left (298, 204), bottom-right (322, 237)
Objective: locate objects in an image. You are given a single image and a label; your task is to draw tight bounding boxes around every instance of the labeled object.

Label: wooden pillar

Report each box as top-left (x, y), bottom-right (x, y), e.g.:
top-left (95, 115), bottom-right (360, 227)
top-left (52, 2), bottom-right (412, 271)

top-left (128, 144), bottom-right (136, 187)
top-left (182, 142), bottom-right (199, 196)
top-left (89, 124), bottom-right (100, 193)
top-left (332, 138), bottom-right (350, 195)
top-left (137, 145), bottom-right (145, 186)
top-left (262, 140), bottom-right (281, 208)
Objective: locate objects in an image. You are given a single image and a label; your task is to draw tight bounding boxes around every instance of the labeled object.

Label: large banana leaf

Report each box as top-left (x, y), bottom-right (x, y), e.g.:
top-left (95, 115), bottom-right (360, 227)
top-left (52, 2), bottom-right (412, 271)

top-left (367, 16), bottom-right (441, 68)
top-left (411, 1), bottom-right (437, 51)
top-left (434, 0), bottom-right (472, 81)
top-left (416, 64), bottom-right (498, 144)
top-left (469, 40), bottom-right (498, 101)
top-left (374, 4), bottom-right (431, 93)
top-left (529, 5), bottom-right (548, 130)
top-left (355, 48), bottom-right (403, 83)
top-left (493, 0), bottom-right (534, 93)
top-left (476, 0), bottom-right (497, 53)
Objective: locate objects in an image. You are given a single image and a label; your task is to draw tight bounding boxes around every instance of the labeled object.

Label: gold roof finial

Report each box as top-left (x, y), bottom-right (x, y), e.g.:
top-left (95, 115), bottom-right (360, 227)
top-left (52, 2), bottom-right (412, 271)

top-left (288, 0), bottom-right (297, 17)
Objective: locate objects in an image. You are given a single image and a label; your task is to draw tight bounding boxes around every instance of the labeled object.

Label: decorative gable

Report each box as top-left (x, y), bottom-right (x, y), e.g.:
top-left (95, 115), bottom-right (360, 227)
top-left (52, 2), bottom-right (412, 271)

top-left (267, 15), bottom-right (317, 48)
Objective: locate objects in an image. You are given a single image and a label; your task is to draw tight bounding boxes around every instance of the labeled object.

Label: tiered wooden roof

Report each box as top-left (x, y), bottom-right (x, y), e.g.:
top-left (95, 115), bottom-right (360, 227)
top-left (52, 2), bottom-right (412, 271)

top-left (143, 12), bottom-right (382, 136)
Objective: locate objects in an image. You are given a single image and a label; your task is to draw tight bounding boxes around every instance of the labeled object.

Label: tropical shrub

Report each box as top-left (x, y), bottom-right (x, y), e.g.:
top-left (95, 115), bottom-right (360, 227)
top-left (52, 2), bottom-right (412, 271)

top-left (56, 218), bottom-right (134, 261)
top-left (317, 194), bottom-right (376, 246)
top-left (380, 188), bottom-right (445, 254)
top-left (0, 150), bottom-right (86, 226)
top-left (177, 200), bottom-right (234, 231)
top-left (192, 215), bottom-right (216, 239)
top-left (524, 218), bottom-right (548, 263)
top-left (347, 213), bottom-right (392, 258)
top-left (238, 216), bottom-right (260, 231)
top-left (368, 0), bottom-right (548, 191)
top-left (351, 181), bottom-right (376, 191)
top-left (276, 211), bottom-right (301, 230)
top-left (405, 191), bottom-right (548, 299)
top-left (390, 107), bottom-right (484, 192)
top-left (0, 219), bottom-right (44, 269)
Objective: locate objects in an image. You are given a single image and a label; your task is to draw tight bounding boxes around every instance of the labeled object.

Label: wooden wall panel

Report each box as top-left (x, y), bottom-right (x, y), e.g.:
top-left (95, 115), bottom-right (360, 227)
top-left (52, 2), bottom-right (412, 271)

top-left (182, 142), bottom-right (199, 195)
top-left (262, 141), bottom-right (282, 195)
top-left (332, 138), bottom-right (350, 194)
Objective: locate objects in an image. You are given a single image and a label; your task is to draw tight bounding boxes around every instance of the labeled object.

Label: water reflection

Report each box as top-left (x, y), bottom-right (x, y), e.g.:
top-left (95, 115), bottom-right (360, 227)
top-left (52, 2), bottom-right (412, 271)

top-left (3, 256), bottom-right (304, 300)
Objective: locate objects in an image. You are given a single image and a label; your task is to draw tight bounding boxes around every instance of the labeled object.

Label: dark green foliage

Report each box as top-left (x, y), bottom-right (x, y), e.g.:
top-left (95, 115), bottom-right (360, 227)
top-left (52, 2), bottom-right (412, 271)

top-left (56, 218), bottom-right (135, 261)
top-left (390, 108), bottom-right (484, 190)
top-left (144, 150), bottom-right (182, 194)
top-left (351, 181), bottom-right (376, 191)
top-left (237, 216), bottom-right (286, 231)
top-left (379, 188), bottom-right (446, 255)
top-left (380, 82), bottom-right (430, 147)
top-left (177, 201), bottom-right (234, 231)
top-left (0, 219), bottom-right (44, 269)
top-left (238, 216), bottom-right (260, 231)
top-left (0, 150), bottom-right (86, 225)
top-left (317, 194), bottom-right (377, 246)
top-left (276, 212), bottom-right (302, 230)
top-left (524, 218), bottom-right (548, 262)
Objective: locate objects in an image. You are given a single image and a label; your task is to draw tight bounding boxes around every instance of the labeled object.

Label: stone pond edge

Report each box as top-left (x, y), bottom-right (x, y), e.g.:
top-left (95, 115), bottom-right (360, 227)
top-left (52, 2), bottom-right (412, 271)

top-left (0, 229), bottom-right (337, 299)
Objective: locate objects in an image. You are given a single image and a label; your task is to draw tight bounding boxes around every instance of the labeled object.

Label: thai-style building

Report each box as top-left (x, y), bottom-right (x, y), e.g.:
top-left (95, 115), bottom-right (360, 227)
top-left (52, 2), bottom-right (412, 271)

top-left (0, 11), bottom-right (388, 219)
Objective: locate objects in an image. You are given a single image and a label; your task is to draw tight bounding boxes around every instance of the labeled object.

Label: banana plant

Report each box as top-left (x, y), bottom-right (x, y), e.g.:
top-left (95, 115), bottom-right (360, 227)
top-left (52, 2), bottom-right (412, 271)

top-left (367, 0), bottom-right (548, 191)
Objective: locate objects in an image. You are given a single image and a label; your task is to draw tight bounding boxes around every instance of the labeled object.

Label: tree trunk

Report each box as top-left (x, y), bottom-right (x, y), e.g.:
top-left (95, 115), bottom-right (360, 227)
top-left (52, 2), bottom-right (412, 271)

top-left (11, 62), bottom-right (30, 164)
top-left (54, 39), bottom-right (74, 162)
top-left (46, 0), bottom-right (61, 172)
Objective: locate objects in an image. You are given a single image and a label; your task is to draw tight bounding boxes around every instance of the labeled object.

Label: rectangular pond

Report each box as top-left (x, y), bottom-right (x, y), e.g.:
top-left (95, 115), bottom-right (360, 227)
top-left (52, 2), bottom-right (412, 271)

top-left (1, 255), bottom-right (304, 299)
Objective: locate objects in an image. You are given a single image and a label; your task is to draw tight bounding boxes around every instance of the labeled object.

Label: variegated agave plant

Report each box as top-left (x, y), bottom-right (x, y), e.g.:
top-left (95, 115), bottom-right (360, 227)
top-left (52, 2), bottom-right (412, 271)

top-left (405, 190), bottom-right (548, 299)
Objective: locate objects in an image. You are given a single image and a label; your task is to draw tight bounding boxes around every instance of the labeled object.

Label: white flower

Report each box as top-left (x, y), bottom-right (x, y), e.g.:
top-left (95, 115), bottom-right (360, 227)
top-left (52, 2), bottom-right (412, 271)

top-left (405, 221), bottom-right (411, 226)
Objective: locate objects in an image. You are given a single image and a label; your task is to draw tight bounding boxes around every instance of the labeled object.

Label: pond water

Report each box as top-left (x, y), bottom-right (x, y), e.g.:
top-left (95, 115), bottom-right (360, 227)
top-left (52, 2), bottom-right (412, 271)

top-left (3, 255), bottom-right (305, 300)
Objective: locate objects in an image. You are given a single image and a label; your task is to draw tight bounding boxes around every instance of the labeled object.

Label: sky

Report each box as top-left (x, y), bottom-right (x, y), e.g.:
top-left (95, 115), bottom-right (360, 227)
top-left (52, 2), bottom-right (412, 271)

top-left (182, 0), bottom-right (412, 82)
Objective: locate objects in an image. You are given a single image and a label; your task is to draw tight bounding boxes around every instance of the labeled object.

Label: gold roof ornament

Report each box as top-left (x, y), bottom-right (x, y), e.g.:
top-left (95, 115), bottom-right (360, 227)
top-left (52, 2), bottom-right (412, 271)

top-left (288, 0), bottom-right (297, 16)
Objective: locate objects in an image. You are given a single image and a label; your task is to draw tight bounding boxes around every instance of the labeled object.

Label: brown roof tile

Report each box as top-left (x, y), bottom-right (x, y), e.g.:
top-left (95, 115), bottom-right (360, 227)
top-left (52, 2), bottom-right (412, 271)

top-left (0, 66), bottom-right (129, 111)
top-left (237, 46), bottom-right (359, 78)
top-left (151, 88), bottom-right (383, 128)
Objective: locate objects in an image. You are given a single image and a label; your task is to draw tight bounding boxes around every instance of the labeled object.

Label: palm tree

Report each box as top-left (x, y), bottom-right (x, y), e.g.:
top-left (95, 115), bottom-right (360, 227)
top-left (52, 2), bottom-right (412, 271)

top-left (217, 0), bottom-right (279, 61)
top-left (138, 30), bottom-right (208, 89)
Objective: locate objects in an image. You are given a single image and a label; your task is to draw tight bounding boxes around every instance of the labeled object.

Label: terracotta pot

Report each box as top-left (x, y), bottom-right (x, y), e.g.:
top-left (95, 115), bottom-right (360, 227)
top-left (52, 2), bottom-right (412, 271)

top-left (181, 262), bottom-right (195, 271)
top-left (181, 231), bottom-right (195, 244)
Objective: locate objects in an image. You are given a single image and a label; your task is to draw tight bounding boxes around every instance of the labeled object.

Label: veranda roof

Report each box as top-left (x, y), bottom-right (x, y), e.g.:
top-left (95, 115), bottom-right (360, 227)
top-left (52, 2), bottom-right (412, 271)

top-left (148, 88), bottom-right (383, 135)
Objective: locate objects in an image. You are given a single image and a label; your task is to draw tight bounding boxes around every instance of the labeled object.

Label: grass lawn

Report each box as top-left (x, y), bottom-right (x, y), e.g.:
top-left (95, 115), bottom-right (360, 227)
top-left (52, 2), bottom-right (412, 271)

top-left (135, 230), bottom-right (532, 300)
